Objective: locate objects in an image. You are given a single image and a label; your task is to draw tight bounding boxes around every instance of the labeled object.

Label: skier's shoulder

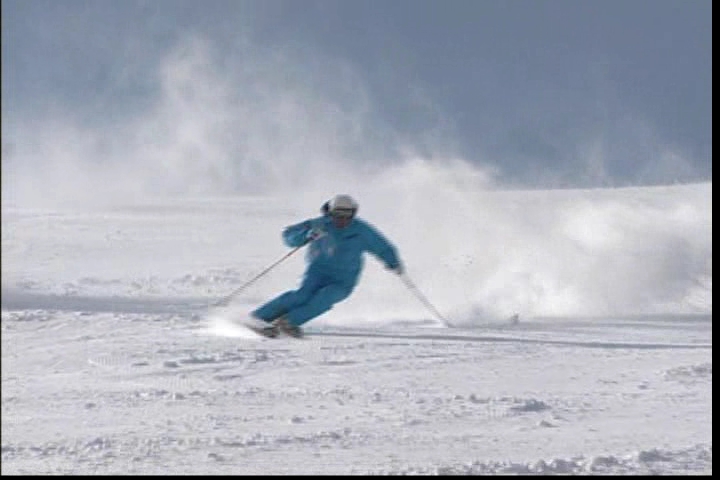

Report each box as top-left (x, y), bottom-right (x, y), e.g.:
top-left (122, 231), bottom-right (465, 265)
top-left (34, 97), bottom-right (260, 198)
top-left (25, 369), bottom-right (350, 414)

top-left (288, 216), bottom-right (326, 229)
top-left (352, 217), bottom-right (387, 239)
top-left (313, 215), bottom-right (333, 229)
top-left (350, 217), bottom-right (372, 232)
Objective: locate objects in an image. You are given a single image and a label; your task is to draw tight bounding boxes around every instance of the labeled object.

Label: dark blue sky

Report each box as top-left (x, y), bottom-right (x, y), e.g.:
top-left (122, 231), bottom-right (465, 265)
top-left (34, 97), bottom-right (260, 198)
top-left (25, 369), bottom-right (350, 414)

top-left (2, 0), bottom-right (712, 189)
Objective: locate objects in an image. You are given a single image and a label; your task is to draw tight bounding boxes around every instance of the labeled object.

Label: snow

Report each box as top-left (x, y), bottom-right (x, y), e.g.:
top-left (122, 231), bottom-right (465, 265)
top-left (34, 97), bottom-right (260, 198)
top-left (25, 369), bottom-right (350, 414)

top-left (1, 182), bottom-right (712, 475)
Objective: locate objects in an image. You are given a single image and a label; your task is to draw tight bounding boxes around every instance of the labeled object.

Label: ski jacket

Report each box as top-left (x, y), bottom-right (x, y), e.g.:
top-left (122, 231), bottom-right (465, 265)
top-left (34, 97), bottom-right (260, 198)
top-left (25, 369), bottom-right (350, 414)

top-left (282, 216), bottom-right (401, 286)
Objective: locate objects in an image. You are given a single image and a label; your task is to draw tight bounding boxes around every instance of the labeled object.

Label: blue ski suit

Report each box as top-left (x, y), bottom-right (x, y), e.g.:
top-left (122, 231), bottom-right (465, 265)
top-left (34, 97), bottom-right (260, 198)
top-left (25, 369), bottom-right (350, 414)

top-left (252, 215), bottom-right (402, 326)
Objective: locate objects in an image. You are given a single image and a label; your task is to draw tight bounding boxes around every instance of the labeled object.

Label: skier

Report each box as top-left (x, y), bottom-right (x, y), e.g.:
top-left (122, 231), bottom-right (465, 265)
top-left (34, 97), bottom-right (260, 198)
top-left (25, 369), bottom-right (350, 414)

top-left (250, 194), bottom-right (404, 338)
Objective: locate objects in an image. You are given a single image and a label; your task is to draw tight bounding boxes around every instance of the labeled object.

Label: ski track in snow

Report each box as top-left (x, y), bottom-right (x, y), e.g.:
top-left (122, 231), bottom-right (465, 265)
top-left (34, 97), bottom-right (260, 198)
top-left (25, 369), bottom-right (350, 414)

top-left (1, 291), bottom-right (712, 475)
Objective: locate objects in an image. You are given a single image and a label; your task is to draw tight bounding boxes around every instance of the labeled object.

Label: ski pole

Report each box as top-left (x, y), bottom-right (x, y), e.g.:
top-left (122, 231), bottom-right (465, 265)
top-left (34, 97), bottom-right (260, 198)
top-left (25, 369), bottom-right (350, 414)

top-left (214, 245), bottom-right (302, 308)
top-left (399, 272), bottom-right (451, 327)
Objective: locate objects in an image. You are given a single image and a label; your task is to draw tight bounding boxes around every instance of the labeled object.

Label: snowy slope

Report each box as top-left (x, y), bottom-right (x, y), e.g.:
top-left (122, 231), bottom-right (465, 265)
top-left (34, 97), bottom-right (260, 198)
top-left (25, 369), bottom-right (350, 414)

top-left (1, 183), bottom-right (712, 475)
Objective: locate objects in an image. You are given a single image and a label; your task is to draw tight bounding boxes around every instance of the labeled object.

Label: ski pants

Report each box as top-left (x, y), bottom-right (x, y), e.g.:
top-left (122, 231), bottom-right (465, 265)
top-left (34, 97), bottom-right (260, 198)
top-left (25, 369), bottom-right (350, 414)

top-left (252, 269), bottom-right (356, 326)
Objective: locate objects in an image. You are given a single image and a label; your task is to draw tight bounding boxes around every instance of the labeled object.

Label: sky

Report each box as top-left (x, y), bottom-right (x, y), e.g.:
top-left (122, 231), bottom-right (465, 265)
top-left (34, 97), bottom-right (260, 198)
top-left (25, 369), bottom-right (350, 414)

top-left (1, 0), bottom-right (713, 209)
top-left (0, 183), bottom-right (712, 474)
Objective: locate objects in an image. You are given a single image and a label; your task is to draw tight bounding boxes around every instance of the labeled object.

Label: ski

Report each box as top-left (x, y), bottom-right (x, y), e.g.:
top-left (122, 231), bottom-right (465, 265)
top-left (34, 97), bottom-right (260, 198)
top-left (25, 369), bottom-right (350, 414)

top-left (241, 322), bottom-right (305, 339)
top-left (243, 323), bottom-right (279, 338)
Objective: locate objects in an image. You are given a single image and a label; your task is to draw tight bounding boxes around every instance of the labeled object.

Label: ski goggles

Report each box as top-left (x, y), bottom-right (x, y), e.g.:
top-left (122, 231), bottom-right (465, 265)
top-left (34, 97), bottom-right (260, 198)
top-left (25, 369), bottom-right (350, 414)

top-left (330, 208), bottom-right (355, 219)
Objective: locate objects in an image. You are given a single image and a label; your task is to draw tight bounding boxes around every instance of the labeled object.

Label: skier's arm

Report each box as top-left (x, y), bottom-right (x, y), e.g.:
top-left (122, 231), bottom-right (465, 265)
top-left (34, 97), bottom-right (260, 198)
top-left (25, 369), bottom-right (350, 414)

top-left (282, 218), bottom-right (326, 247)
top-left (282, 221), bottom-right (311, 247)
top-left (361, 222), bottom-right (402, 272)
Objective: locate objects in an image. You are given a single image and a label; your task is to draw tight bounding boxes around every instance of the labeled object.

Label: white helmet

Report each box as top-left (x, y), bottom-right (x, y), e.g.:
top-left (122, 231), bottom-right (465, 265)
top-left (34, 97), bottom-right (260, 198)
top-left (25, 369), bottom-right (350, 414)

top-left (327, 194), bottom-right (358, 218)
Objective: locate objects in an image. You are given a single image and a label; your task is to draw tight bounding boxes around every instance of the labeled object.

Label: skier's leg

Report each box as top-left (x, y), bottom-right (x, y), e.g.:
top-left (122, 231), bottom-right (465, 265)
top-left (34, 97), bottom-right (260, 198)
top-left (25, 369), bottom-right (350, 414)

top-left (251, 273), bottom-right (323, 323)
top-left (285, 283), bottom-right (354, 326)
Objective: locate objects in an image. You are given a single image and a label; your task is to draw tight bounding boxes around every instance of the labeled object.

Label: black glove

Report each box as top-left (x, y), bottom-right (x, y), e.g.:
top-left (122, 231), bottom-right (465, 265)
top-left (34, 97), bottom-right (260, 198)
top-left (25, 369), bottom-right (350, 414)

top-left (388, 263), bottom-right (404, 275)
top-left (305, 227), bottom-right (326, 243)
